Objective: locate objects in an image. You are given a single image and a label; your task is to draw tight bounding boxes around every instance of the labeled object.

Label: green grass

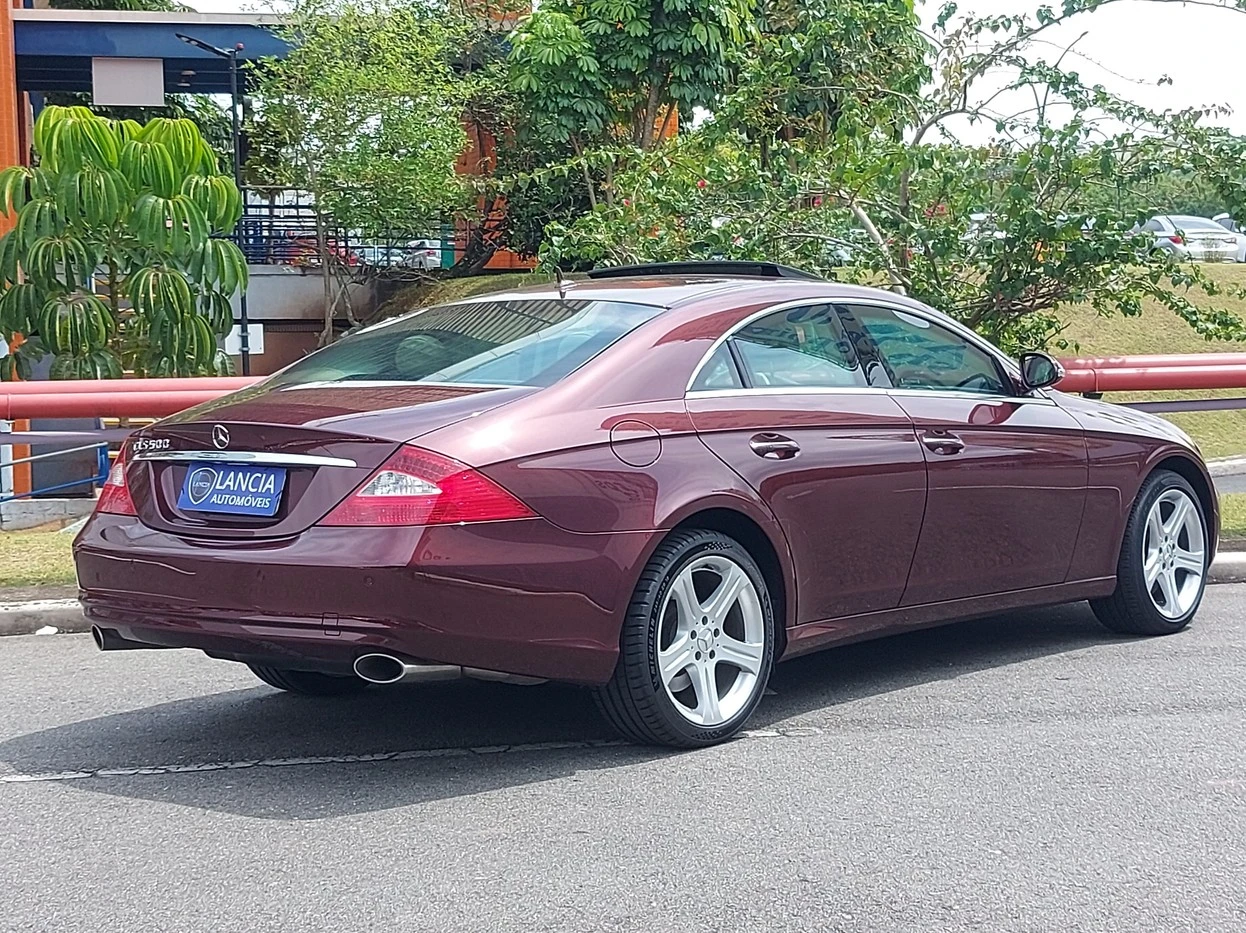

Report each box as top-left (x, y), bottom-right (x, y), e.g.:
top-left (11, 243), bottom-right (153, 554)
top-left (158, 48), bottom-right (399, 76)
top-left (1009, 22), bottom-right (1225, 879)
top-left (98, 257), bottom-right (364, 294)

top-left (1058, 264), bottom-right (1246, 459)
top-left (0, 530), bottom-right (76, 587)
top-left (1220, 493), bottom-right (1246, 541)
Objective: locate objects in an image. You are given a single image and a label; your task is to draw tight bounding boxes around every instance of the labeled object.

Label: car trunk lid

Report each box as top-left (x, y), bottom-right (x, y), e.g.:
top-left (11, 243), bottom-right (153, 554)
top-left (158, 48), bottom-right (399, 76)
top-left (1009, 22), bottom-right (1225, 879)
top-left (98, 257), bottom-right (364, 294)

top-left (127, 382), bottom-right (533, 539)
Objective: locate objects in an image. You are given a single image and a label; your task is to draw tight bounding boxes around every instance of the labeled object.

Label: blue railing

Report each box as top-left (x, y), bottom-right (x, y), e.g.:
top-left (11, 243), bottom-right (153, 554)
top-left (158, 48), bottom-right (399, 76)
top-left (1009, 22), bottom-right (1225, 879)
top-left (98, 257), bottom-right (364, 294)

top-left (0, 440), bottom-right (109, 504)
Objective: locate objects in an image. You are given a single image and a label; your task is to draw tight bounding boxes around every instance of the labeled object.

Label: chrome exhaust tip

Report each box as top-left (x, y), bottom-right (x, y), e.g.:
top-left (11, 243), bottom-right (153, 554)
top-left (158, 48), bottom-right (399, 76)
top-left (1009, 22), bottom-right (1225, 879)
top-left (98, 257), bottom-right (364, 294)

top-left (353, 654), bottom-right (462, 685)
top-left (91, 625), bottom-right (152, 651)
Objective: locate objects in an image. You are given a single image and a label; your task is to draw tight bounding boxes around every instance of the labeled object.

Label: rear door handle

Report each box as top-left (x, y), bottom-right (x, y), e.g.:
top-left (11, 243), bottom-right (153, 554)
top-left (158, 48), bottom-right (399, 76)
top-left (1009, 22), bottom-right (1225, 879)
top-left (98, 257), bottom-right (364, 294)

top-left (749, 433), bottom-right (801, 460)
top-left (920, 430), bottom-right (965, 455)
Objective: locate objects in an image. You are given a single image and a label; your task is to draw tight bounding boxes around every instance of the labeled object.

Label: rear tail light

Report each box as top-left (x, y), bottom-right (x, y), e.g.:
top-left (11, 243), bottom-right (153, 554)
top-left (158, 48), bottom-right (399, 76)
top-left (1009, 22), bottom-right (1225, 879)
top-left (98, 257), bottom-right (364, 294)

top-left (1169, 235), bottom-right (1184, 245)
top-left (321, 445), bottom-right (535, 527)
top-left (96, 445), bottom-right (136, 515)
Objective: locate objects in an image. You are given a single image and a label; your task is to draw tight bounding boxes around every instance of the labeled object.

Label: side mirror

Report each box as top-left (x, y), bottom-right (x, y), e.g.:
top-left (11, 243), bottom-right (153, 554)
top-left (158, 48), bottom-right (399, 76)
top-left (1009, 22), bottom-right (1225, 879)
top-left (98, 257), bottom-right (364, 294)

top-left (1018, 351), bottom-right (1064, 391)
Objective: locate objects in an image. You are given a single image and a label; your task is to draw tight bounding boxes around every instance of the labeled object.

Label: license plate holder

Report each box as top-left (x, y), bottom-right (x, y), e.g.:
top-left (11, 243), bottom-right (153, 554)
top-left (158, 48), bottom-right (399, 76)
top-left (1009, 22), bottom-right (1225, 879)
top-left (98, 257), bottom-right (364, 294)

top-left (177, 461), bottom-right (287, 517)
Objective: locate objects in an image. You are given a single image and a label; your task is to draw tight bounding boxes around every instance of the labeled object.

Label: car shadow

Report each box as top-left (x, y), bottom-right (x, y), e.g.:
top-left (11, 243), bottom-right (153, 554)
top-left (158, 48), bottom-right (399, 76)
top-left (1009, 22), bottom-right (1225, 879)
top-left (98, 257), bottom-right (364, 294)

top-left (0, 602), bottom-right (1124, 820)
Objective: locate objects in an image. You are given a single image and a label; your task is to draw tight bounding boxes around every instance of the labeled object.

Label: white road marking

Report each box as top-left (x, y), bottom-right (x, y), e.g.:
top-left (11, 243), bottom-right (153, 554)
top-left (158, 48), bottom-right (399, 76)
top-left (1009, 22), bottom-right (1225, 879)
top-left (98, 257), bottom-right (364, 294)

top-left (0, 728), bottom-right (825, 785)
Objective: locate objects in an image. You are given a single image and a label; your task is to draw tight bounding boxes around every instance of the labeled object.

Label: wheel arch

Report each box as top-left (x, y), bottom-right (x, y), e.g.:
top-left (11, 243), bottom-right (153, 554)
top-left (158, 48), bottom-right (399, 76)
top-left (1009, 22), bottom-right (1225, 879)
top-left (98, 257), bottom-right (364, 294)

top-left (665, 506), bottom-right (793, 659)
top-left (1151, 454), bottom-right (1219, 557)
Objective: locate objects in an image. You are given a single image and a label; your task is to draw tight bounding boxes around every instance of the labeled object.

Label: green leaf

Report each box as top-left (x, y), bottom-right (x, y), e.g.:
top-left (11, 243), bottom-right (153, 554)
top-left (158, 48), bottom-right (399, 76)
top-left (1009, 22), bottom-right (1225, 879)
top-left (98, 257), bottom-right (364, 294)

top-left (37, 292), bottom-right (113, 356)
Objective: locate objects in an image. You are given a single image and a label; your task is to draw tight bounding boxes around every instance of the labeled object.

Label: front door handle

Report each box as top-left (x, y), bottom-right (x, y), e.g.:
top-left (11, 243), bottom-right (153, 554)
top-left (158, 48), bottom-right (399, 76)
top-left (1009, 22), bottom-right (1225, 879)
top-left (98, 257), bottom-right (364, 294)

top-left (920, 430), bottom-right (965, 455)
top-left (749, 433), bottom-right (801, 460)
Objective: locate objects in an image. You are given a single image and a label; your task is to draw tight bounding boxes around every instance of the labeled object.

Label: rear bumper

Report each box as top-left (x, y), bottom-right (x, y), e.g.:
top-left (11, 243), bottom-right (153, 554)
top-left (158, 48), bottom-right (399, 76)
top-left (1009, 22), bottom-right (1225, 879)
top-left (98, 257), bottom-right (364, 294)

top-left (75, 515), bottom-right (657, 685)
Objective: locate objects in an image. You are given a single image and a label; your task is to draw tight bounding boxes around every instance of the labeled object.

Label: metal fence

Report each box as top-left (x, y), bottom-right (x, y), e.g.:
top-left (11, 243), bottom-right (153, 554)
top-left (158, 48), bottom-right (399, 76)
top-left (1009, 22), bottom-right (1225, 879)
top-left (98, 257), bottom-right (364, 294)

top-left (235, 188), bottom-right (458, 271)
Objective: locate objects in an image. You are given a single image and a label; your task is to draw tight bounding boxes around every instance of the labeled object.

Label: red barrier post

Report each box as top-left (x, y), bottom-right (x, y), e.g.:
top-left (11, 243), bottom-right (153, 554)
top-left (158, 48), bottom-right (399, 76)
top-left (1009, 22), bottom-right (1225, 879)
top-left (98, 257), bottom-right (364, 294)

top-left (0, 377), bottom-right (258, 396)
top-left (1, 390), bottom-right (235, 420)
top-left (1057, 364), bottom-right (1246, 394)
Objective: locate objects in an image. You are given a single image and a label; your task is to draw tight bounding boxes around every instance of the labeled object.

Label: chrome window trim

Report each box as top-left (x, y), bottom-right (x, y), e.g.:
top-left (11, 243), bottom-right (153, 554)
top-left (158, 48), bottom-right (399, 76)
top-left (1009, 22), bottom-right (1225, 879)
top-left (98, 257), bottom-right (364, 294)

top-left (683, 293), bottom-right (1039, 400)
top-left (687, 386), bottom-right (879, 400)
top-left (132, 450), bottom-right (358, 468)
top-left (686, 386), bottom-right (1055, 405)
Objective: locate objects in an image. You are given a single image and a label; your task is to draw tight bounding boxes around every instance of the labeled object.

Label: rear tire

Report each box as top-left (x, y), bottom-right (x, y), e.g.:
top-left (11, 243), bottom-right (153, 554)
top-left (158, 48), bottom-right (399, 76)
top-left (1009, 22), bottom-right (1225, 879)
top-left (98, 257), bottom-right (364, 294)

top-left (1090, 469), bottom-right (1208, 636)
top-left (594, 529), bottom-right (775, 748)
top-left (248, 664), bottom-right (369, 696)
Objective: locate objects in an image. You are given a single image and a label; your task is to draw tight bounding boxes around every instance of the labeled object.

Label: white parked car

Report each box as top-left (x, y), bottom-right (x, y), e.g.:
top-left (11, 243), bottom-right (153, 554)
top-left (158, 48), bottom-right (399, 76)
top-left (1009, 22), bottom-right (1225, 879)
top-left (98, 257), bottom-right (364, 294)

top-left (403, 239), bottom-right (443, 270)
top-left (1139, 215), bottom-right (1242, 262)
top-left (356, 241), bottom-right (444, 270)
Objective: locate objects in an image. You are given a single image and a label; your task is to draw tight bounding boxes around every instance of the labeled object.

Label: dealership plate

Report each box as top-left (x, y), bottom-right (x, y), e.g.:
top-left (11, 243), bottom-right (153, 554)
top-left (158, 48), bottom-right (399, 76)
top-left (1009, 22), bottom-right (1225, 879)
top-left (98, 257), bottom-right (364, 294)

top-left (177, 462), bottom-right (287, 517)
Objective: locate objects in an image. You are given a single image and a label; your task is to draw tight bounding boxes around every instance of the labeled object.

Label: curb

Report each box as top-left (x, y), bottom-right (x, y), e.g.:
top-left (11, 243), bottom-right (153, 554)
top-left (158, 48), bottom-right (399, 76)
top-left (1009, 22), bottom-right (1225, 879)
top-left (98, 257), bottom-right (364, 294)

top-left (0, 599), bottom-right (90, 638)
top-left (1208, 456), bottom-right (1246, 477)
top-left (1208, 552), bottom-right (1246, 584)
top-left (6, 554), bottom-right (1246, 637)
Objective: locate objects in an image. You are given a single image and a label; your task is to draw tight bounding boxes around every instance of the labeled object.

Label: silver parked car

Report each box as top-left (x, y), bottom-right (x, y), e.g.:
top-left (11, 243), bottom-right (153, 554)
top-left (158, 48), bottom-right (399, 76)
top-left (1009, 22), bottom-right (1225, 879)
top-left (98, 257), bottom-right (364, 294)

top-left (1140, 215), bottom-right (1242, 262)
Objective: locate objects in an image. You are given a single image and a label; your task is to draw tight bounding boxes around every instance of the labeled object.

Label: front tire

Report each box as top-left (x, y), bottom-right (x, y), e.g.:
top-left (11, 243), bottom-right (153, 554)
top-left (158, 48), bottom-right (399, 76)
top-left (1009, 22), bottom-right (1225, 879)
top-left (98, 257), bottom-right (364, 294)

top-left (1091, 469), bottom-right (1208, 636)
top-left (248, 665), bottom-right (370, 696)
top-left (594, 529), bottom-right (775, 747)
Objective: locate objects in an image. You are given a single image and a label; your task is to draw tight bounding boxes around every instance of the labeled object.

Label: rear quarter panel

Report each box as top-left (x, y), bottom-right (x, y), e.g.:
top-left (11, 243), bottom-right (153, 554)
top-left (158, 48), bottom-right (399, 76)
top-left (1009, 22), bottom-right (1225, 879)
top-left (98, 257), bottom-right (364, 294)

top-left (426, 390), bottom-right (798, 631)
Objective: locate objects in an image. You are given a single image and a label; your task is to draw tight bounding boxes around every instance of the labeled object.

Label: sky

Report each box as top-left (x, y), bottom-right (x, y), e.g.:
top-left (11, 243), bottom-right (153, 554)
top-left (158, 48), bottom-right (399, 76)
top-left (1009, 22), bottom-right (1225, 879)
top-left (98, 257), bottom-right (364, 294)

top-left (184, 0), bottom-right (1246, 135)
top-left (937, 0), bottom-right (1246, 138)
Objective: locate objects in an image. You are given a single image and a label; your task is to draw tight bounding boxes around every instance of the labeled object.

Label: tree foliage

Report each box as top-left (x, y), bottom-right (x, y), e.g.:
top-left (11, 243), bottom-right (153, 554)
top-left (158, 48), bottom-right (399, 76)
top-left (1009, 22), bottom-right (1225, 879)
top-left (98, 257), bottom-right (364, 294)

top-left (0, 106), bottom-right (246, 380)
top-left (537, 0), bottom-right (1246, 352)
top-left (251, 0), bottom-right (481, 340)
top-left (499, 0), bottom-right (754, 254)
top-left (510, 0), bottom-right (752, 153)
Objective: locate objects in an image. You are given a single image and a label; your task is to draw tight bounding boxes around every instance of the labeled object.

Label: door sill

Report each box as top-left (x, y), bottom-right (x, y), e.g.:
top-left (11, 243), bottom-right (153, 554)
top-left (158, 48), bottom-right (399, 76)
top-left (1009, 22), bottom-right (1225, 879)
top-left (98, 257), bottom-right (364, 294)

top-left (782, 576), bottom-right (1117, 660)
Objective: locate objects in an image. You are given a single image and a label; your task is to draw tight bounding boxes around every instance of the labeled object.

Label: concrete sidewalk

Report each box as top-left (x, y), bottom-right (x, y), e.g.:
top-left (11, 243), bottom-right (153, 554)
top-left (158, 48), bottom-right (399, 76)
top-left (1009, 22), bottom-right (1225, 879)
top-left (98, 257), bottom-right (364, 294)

top-left (6, 554), bottom-right (1246, 638)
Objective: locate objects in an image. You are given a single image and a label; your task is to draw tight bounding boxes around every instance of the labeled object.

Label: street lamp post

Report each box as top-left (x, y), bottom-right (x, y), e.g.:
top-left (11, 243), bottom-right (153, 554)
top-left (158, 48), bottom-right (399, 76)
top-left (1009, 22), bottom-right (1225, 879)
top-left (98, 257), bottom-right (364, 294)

top-left (176, 33), bottom-right (252, 375)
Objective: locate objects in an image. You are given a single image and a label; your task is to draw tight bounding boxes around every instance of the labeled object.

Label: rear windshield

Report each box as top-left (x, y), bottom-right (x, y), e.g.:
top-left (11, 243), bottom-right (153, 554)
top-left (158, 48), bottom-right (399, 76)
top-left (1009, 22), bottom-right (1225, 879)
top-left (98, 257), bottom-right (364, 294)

top-left (268, 298), bottom-right (663, 389)
top-left (1168, 216), bottom-right (1227, 231)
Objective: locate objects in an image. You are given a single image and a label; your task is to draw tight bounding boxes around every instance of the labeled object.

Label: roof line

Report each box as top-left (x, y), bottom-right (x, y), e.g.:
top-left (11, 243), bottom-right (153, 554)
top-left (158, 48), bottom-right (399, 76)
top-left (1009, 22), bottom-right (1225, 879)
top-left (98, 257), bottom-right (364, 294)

top-left (11, 9), bottom-right (287, 26)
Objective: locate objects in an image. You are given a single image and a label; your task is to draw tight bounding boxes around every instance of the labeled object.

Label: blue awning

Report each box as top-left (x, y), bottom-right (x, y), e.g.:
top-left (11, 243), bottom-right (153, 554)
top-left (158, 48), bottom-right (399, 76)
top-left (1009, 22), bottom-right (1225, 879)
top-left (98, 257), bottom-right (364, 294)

top-left (13, 10), bottom-right (291, 96)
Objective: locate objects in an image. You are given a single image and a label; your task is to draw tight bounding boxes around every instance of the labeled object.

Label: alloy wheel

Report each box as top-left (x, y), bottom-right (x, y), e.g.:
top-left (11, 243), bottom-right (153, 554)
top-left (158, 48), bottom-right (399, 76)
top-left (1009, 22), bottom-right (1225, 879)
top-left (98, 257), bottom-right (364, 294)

top-left (1142, 488), bottom-right (1205, 620)
top-left (656, 554), bottom-right (766, 727)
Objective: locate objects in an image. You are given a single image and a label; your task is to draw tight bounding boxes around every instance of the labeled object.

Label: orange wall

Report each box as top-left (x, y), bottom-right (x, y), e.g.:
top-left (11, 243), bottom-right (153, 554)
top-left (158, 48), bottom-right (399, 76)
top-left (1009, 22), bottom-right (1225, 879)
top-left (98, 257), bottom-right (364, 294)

top-left (0, 2), bottom-right (20, 192)
top-left (456, 119), bottom-right (534, 271)
top-left (1, 2), bottom-right (28, 495)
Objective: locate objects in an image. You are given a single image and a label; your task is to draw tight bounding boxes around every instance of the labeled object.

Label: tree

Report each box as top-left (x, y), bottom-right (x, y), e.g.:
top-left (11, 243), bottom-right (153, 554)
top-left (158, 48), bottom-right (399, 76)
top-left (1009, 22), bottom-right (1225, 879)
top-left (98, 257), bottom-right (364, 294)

top-left (510, 0), bottom-right (753, 154)
top-left (251, 0), bottom-right (479, 343)
top-left (496, 0), bottom-right (753, 258)
top-left (541, 0), bottom-right (1246, 352)
top-left (0, 106), bottom-right (246, 380)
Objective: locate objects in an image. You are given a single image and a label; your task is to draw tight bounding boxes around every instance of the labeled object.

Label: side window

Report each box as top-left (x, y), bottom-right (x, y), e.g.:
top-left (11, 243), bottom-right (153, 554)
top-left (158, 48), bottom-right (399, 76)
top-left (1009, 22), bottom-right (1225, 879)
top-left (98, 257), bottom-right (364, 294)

top-left (1143, 218), bottom-right (1165, 233)
top-left (844, 304), bottom-right (1010, 396)
top-left (690, 343), bottom-right (744, 391)
top-left (731, 304), bottom-right (866, 389)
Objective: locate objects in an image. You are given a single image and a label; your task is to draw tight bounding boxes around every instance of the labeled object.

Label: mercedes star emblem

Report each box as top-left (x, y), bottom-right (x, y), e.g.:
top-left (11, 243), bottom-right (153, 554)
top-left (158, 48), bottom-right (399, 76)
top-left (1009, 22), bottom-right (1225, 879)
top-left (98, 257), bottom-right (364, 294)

top-left (211, 425), bottom-right (230, 450)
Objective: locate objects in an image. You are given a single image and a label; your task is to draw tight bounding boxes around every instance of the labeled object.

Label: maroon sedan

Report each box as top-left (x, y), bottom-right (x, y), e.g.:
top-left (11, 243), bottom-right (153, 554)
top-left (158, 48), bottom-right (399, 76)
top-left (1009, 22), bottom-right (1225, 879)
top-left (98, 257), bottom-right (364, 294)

top-left (75, 262), bottom-right (1218, 747)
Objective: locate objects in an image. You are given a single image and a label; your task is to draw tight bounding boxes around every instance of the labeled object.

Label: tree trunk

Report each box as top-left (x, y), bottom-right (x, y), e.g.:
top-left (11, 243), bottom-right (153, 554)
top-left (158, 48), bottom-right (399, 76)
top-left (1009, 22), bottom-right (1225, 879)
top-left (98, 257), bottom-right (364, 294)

top-left (315, 208), bottom-right (335, 346)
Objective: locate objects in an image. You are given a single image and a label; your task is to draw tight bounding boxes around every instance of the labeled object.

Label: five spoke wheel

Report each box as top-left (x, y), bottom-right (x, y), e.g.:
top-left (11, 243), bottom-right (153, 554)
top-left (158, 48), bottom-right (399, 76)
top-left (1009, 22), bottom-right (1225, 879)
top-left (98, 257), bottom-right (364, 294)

top-left (1142, 488), bottom-right (1205, 620)
top-left (594, 528), bottom-right (775, 747)
top-left (1091, 469), bottom-right (1209, 636)
top-left (656, 555), bottom-right (766, 727)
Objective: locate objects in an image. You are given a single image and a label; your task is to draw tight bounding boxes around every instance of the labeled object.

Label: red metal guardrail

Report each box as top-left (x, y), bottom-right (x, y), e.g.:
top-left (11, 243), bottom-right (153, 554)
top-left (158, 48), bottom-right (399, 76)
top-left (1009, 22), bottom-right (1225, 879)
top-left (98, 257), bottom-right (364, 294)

top-left (2, 354), bottom-right (1246, 419)
top-left (0, 377), bottom-right (257, 419)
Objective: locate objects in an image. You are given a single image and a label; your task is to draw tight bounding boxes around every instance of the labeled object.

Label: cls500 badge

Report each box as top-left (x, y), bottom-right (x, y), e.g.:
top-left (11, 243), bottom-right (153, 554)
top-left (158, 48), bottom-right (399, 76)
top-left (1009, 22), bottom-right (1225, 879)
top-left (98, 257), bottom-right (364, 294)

top-left (131, 438), bottom-right (170, 453)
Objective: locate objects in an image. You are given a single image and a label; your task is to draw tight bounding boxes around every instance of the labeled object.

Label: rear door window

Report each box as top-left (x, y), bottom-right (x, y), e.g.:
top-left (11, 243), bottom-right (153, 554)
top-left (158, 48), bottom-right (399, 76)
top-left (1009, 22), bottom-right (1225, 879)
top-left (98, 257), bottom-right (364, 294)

top-left (690, 343), bottom-right (744, 391)
top-left (730, 304), bottom-right (866, 389)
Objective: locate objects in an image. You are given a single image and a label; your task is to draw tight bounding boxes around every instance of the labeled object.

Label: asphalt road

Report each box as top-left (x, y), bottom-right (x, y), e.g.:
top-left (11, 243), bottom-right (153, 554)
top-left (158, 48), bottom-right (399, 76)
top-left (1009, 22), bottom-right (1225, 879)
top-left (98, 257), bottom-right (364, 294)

top-left (2, 591), bottom-right (1245, 933)
top-left (1215, 473), bottom-right (1246, 495)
